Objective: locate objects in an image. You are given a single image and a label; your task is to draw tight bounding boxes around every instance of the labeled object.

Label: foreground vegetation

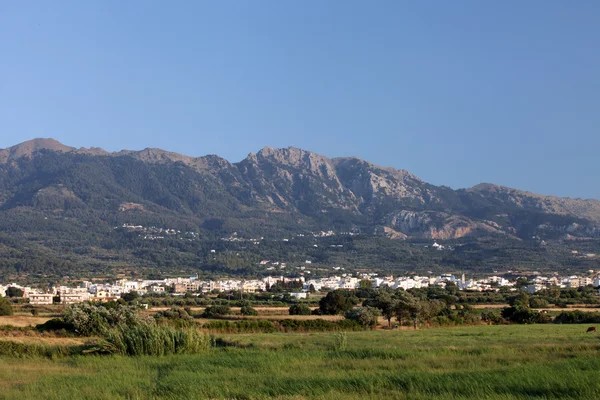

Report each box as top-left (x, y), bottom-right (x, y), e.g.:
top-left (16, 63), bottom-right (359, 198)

top-left (1, 324), bottom-right (600, 399)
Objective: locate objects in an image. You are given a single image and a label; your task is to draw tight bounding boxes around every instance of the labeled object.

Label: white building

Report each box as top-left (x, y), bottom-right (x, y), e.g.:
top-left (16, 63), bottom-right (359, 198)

top-left (149, 286), bottom-right (165, 293)
top-left (526, 284), bottom-right (545, 293)
top-left (29, 293), bottom-right (54, 305)
top-left (61, 293), bottom-right (90, 304)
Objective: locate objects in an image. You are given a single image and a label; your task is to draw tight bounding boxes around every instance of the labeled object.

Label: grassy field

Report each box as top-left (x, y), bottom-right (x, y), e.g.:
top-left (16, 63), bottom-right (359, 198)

top-left (1, 324), bottom-right (600, 399)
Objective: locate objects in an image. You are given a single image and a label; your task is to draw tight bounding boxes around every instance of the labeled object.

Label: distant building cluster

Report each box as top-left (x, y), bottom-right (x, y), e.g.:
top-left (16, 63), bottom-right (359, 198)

top-left (116, 224), bottom-right (199, 241)
top-left (522, 275), bottom-right (600, 294)
top-left (3, 270), bottom-right (600, 306)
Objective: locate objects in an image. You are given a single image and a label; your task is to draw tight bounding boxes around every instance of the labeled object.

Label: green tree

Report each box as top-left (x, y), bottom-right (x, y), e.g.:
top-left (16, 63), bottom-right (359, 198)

top-left (121, 291), bottom-right (139, 303)
top-left (508, 292), bottom-right (530, 308)
top-left (345, 306), bottom-right (380, 327)
top-left (416, 299), bottom-right (444, 326)
top-left (394, 293), bottom-right (416, 327)
top-left (202, 305), bottom-right (231, 318)
top-left (529, 297), bottom-right (549, 309)
top-left (240, 305), bottom-right (258, 316)
top-left (358, 279), bottom-right (373, 289)
top-left (501, 306), bottom-right (550, 324)
top-left (445, 281), bottom-right (458, 295)
top-left (0, 296), bottom-right (13, 316)
top-left (289, 303), bottom-right (312, 315)
top-left (374, 292), bottom-right (398, 328)
top-left (515, 277), bottom-right (530, 289)
top-left (318, 291), bottom-right (358, 315)
top-left (5, 287), bottom-right (24, 298)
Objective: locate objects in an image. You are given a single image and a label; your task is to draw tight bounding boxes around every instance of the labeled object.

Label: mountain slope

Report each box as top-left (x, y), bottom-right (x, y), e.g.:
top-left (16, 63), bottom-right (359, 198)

top-left (0, 139), bottom-right (599, 241)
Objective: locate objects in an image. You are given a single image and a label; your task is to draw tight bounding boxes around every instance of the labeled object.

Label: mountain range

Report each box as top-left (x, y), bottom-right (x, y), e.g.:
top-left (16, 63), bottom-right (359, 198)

top-left (1, 138), bottom-right (599, 241)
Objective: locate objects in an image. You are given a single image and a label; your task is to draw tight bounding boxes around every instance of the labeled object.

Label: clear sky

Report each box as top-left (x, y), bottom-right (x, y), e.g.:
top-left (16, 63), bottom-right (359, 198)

top-left (1, 1), bottom-right (598, 199)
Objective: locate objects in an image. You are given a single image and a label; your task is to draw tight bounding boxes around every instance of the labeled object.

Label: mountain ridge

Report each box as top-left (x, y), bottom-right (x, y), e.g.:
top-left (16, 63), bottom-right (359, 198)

top-left (3, 138), bottom-right (595, 200)
top-left (2, 137), bottom-right (600, 281)
top-left (0, 138), bottom-right (599, 241)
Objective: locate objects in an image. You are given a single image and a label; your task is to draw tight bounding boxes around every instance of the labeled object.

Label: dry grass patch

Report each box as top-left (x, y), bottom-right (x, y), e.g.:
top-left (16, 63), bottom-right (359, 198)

top-left (0, 316), bottom-right (50, 327)
top-left (0, 336), bottom-right (88, 346)
top-left (231, 314), bottom-right (343, 321)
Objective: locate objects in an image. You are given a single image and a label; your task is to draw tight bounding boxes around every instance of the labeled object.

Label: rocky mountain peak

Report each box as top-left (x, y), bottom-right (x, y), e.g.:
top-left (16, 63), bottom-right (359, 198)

top-left (0, 138), bottom-right (75, 163)
top-left (126, 148), bottom-right (194, 164)
top-left (254, 146), bottom-right (336, 176)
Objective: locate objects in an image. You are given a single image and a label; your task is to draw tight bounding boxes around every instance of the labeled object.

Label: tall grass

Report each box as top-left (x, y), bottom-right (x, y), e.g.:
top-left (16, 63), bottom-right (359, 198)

top-left (333, 331), bottom-right (348, 351)
top-left (0, 340), bottom-right (71, 358)
top-left (2, 325), bottom-right (600, 399)
top-left (103, 325), bottom-right (213, 356)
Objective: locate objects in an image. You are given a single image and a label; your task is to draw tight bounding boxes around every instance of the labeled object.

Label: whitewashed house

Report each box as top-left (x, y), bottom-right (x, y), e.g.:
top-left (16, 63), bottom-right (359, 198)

top-left (29, 293), bottom-right (54, 305)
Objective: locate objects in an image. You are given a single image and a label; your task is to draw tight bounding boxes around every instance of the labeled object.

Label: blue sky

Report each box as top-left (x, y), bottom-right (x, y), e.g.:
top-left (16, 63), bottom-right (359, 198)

top-left (1, 1), bottom-right (598, 199)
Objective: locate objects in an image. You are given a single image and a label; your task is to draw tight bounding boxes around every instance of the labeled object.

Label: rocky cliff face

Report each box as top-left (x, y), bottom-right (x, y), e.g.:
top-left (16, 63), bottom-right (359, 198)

top-left (382, 210), bottom-right (506, 239)
top-left (467, 183), bottom-right (600, 223)
top-left (1, 139), bottom-right (599, 240)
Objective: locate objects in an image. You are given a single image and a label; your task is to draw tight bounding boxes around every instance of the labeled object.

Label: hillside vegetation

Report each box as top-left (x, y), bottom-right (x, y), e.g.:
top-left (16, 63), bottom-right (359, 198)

top-left (1, 139), bottom-right (600, 281)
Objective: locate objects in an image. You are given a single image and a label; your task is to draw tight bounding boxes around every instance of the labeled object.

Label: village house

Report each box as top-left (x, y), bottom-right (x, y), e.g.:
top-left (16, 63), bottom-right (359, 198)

top-left (94, 289), bottom-right (112, 299)
top-left (61, 293), bottom-right (90, 304)
top-left (149, 285), bottom-right (165, 293)
top-left (174, 281), bottom-right (200, 293)
top-left (29, 293), bottom-right (54, 305)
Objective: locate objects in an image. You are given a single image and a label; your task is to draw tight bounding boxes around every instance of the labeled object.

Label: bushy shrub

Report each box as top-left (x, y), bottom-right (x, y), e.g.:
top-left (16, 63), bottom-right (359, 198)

top-left (508, 292), bottom-right (530, 308)
top-left (0, 296), bottom-right (13, 316)
top-left (240, 306), bottom-right (258, 316)
top-left (501, 307), bottom-right (551, 324)
top-left (289, 304), bottom-right (312, 315)
top-left (553, 311), bottom-right (600, 324)
top-left (155, 307), bottom-right (193, 320)
top-left (36, 318), bottom-right (75, 332)
top-left (62, 303), bottom-right (154, 336)
top-left (154, 307), bottom-right (196, 328)
top-left (202, 305), bottom-right (231, 318)
top-left (344, 306), bottom-right (380, 327)
top-left (481, 311), bottom-right (505, 325)
top-left (529, 297), bottom-right (549, 309)
top-left (279, 318), bottom-right (363, 332)
top-left (203, 318), bottom-right (364, 333)
top-left (203, 320), bottom-right (277, 333)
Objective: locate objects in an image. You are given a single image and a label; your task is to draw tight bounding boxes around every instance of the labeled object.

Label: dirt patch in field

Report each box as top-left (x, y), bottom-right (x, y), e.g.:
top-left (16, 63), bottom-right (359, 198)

top-left (470, 304), bottom-right (508, 309)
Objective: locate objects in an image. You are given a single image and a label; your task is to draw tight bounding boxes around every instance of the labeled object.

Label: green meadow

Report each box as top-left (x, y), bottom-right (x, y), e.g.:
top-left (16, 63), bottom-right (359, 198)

top-left (2, 324), bottom-right (600, 399)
